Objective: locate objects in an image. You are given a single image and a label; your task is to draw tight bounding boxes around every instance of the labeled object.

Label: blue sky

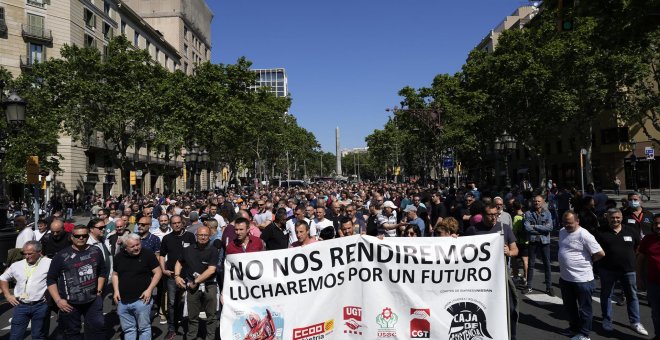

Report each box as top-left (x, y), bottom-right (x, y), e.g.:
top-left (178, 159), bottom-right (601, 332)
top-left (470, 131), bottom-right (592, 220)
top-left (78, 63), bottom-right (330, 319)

top-left (208, 1), bottom-right (533, 152)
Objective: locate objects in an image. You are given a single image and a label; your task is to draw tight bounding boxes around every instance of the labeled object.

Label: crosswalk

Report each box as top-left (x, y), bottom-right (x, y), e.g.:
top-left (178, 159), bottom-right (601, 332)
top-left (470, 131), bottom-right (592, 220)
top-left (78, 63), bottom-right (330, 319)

top-left (524, 292), bottom-right (607, 305)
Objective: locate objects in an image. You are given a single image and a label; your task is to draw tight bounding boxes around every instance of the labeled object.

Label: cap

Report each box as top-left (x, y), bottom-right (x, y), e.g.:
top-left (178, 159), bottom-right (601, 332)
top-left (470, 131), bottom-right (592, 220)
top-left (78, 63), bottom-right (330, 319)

top-left (382, 201), bottom-right (397, 209)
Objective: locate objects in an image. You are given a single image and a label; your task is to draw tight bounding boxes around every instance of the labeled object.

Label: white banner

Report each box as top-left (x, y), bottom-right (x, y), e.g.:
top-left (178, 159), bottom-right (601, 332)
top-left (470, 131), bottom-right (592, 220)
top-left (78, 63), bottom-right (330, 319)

top-left (221, 234), bottom-right (507, 340)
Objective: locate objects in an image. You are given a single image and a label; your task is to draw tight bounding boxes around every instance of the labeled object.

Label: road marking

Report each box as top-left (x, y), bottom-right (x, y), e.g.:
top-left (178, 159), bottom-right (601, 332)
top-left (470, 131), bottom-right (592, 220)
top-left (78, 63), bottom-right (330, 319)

top-left (2, 319), bottom-right (31, 331)
top-left (524, 294), bottom-right (610, 305)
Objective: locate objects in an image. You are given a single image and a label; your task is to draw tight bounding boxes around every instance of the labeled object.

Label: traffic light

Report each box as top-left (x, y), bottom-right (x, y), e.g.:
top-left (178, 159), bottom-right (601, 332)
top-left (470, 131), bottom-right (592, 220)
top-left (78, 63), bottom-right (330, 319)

top-left (558, 0), bottom-right (574, 31)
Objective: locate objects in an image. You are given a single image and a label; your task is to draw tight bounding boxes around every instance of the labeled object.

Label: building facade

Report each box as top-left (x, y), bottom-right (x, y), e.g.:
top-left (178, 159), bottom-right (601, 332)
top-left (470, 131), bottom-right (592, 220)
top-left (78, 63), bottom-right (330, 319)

top-left (122, 0), bottom-right (212, 75)
top-left (251, 68), bottom-right (288, 97)
top-left (0, 0), bottom-right (215, 200)
top-left (476, 4), bottom-right (659, 191)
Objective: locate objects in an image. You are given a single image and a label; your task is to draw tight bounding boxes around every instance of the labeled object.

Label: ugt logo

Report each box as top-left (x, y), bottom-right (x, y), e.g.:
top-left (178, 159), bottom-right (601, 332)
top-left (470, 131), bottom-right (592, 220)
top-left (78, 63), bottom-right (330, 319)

top-left (446, 302), bottom-right (492, 340)
top-left (410, 308), bottom-right (430, 338)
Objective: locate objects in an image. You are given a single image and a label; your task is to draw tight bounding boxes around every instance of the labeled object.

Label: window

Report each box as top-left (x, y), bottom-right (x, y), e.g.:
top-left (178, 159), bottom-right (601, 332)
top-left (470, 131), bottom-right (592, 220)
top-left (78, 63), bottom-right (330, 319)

top-left (27, 42), bottom-right (44, 63)
top-left (84, 8), bottom-right (96, 29)
top-left (27, 0), bottom-right (46, 8)
top-left (600, 127), bottom-right (629, 145)
top-left (155, 48), bottom-right (160, 62)
top-left (183, 26), bottom-right (188, 40)
top-left (184, 62), bottom-right (188, 74)
top-left (0, 7), bottom-right (4, 20)
top-left (184, 44), bottom-right (188, 57)
top-left (121, 21), bottom-right (126, 35)
top-left (133, 31), bottom-right (139, 47)
top-left (146, 40), bottom-right (150, 52)
top-left (103, 45), bottom-right (109, 60)
top-left (85, 34), bottom-right (96, 48)
top-left (102, 22), bottom-right (112, 40)
top-left (26, 13), bottom-right (45, 36)
top-left (165, 55), bottom-right (169, 69)
top-left (103, 2), bottom-right (110, 15)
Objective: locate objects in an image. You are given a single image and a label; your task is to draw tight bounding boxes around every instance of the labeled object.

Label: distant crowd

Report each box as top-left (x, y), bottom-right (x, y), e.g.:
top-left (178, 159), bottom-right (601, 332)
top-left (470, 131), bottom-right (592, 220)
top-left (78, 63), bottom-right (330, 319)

top-left (2, 180), bottom-right (659, 340)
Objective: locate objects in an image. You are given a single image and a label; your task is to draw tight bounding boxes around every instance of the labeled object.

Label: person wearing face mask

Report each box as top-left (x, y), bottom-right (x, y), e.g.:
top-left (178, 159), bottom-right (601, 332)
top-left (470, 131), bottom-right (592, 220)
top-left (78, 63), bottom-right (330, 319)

top-left (622, 192), bottom-right (654, 239)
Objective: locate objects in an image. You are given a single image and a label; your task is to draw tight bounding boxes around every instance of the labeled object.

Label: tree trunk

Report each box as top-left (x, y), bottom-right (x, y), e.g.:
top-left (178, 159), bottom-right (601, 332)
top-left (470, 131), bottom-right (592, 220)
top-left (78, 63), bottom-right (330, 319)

top-left (537, 154), bottom-right (547, 194)
top-left (584, 123), bottom-right (594, 187)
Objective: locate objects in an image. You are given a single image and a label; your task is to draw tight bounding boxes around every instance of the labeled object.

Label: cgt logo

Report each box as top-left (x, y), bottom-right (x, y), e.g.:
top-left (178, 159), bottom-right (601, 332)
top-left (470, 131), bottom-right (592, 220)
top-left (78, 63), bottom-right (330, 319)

top-left (410, 308), bottom-right (430, 338)
top-left (343, 306), bottom-right (364, 335)
top-left (293, 320), bottom-right (334, 340)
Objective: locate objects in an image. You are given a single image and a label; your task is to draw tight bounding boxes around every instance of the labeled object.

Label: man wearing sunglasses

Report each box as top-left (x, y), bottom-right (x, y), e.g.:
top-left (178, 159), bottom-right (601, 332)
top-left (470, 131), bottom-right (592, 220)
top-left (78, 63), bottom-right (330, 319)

top-left (1, 240), bottom-right (52, 340)
top-left (47, 225), bottom-right (107, 339)
top-left (87, 219), bottom-right (112, 284)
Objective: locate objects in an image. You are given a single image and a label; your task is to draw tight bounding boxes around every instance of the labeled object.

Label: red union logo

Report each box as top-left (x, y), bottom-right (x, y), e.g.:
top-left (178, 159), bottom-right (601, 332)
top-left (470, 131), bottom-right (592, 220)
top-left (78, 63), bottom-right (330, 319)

top-left (293, 322), bottom-right (325, 340)
top-left (343, 306), bottom-right (362, 321)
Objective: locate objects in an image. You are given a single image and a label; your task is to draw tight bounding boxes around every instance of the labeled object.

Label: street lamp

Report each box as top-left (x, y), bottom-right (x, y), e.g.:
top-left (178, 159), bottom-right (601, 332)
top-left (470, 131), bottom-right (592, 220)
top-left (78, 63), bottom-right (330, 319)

top-left (0, 81), bottom-right (27, 232)
top-left (629, 138), bottom-right (638, 191)
top-left (494, 131), bottom-right (517, 189)
top-left (185, 143), bottom-right (199, 193)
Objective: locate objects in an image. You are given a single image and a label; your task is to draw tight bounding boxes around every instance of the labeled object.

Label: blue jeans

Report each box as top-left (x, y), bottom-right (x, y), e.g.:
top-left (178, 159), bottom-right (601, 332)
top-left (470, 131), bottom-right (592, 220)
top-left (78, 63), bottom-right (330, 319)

top-left (560, 278), bottom-right (595, 337)
top-left (118, 299), bottom-right (153, 340)
top-left (647, 282), bottom-right (660, 337)
top-left (527, 241), bottom-right (552, 290)
top-left (599, 269), bottom-right (640, 324)
top-left (10, 301), bottom-right (49, 340)
top-left (59, 296), bottom-right (105, 340)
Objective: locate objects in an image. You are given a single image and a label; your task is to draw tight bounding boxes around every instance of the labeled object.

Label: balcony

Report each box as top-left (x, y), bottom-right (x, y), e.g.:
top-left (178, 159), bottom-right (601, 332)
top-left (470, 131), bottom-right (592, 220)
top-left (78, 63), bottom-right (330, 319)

top-left (20, 55), bottom-right (36, 70)
top-left (27, 0), bottom-right (46, 8)
top-left (22, 24), bottom-right (52, 43)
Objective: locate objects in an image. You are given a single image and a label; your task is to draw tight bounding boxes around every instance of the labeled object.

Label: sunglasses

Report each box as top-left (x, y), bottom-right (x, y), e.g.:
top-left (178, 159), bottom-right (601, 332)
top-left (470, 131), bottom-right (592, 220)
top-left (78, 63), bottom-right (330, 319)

top-left (73, 234), bottom-right (89, 239)
top-left (92, 225), bottom-right (106, 230)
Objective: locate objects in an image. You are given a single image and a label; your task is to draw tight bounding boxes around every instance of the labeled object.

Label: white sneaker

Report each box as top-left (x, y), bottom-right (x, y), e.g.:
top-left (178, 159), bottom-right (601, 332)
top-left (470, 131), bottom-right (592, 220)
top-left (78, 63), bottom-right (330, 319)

top-left (602, 319), bottom-right (613, 331)
top-left (570, 335), bottom-right (591, 340)
top-left (632, 323), bottom-right (649, 335)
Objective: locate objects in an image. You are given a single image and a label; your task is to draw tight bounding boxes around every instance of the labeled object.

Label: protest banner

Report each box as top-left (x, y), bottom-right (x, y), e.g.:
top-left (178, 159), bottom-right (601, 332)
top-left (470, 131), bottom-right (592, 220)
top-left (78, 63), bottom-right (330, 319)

top-left (220, 234), bottom-right (507, 340)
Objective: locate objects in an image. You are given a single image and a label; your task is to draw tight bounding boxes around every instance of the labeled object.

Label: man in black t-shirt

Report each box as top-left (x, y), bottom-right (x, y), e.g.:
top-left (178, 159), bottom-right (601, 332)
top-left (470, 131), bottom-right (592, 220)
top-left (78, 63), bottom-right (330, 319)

top-left (175, 226), bottom-right (218, 340)
top-left (260, 208), bottom-right (289, 250)
top-left (464, 203), bottom-right (519, 340)
top-left (159, 215), bottom-right (196, 339)
top-left (112, 233), bottom-right (161, 340)
top-left (595, 208), bottom-right (648, 335)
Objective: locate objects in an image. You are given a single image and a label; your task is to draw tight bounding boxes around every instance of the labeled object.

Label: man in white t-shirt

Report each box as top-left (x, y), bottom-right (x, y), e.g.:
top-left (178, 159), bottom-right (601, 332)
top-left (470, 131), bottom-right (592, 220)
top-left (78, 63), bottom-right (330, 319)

top-left (285, 207), bottom-right (314, 244)
top-left (558, 211), bottom-right (605, 340)
top-left (312, 206), bottom-right (334, 238)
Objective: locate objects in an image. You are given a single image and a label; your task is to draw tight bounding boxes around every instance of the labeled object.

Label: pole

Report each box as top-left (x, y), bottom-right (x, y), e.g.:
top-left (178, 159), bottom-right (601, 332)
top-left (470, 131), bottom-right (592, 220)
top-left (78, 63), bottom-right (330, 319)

top-left (33, 185), bottom-right (39, 229)
top-left (304, 159), bottom-right (307, 180)
top-left (579, 150), bottom-right (585, 195)
top-left (357, 153), bottom-right (361, 182)
top-left (649, 160), bottom-right (652, 199)
top-left (286, 151), bottom-right (290, 180)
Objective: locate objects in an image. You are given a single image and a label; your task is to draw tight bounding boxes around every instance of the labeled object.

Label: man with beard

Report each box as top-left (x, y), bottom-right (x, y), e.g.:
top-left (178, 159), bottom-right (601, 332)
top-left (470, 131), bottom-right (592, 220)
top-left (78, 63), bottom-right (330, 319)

top-left (465, 203), bottom-right (519, 340)
top-left (46, 225), bottom-right (107, 339)
top-left (137, 216), bottom-right (161, 255)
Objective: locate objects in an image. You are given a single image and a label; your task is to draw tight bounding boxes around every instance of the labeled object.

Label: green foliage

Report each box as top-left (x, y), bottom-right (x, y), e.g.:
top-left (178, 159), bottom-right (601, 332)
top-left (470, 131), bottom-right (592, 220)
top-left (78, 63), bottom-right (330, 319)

top-left (2, 36), bottom-right (319, 190)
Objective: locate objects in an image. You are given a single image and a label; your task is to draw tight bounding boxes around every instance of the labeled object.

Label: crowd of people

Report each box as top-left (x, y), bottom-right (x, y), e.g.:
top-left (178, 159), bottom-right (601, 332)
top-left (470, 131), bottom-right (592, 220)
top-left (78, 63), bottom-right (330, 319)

top-left (1, 180), bottom-right (659, 340)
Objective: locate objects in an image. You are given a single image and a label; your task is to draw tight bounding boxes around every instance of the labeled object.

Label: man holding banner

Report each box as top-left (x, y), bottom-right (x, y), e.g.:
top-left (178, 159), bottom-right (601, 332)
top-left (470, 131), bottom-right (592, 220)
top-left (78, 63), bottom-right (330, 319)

top-left (465, 203), bottom-right (519, 340)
